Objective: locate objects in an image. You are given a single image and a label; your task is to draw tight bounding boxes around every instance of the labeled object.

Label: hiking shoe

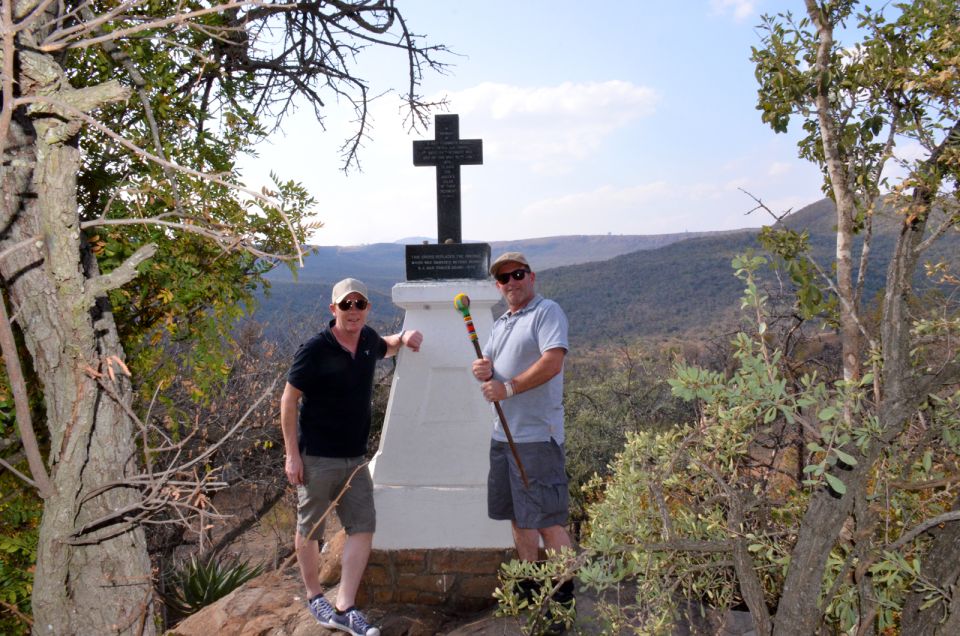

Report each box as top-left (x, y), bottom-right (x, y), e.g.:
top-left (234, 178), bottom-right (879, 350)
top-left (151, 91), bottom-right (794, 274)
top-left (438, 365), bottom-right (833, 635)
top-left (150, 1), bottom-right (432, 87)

top-left (328, 607), bottom-right (380, 636)
top-left (544, 610), bottom-right (573, 635)
top-left (545, 580), bottom-right (576, 635)
top-left (307, 594), bottom-right (335, 625)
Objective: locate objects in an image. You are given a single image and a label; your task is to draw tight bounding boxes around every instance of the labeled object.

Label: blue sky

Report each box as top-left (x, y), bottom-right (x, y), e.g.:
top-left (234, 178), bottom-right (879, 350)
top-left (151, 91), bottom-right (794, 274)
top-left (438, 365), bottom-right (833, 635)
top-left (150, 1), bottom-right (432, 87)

top-left (239, 1), bottom-right (826, 246)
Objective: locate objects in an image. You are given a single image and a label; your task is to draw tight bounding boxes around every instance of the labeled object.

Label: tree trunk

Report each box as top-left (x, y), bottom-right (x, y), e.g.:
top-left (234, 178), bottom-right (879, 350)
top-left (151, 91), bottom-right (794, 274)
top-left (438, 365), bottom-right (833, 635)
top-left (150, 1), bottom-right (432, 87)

top-left (1, 62), bottom-right (156, 636)
top-left (887, 173), bottom-right (960, 634)
top-left (900, 495), bottom-right (960, 635)
top-left (805, 0), bottom-right (861, 384)
top-left (772, 212), bottom-right (931, 636)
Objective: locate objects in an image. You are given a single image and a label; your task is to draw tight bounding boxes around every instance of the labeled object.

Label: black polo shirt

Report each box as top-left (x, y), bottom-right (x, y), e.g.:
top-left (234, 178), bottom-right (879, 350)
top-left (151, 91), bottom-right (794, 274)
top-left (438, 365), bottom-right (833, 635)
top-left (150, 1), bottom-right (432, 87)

top-left (287, 322), bottom-right (387, 457)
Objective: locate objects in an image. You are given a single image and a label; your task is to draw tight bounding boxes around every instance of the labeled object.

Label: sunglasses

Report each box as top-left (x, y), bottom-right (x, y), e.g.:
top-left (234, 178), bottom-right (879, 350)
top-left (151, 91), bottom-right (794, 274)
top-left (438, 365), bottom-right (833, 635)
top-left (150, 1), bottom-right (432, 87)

top-left (495, 268), bottom-right (531, 284)
top-left (337, 298), bottom-right (369, 311)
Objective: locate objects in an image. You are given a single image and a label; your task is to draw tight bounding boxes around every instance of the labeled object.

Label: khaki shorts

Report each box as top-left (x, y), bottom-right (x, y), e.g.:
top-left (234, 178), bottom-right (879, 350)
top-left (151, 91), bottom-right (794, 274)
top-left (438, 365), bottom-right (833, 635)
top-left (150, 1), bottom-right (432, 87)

top-left (296, 454), bottom-right (375, 541)
top-left (488, 439), bottom-right (569, 529)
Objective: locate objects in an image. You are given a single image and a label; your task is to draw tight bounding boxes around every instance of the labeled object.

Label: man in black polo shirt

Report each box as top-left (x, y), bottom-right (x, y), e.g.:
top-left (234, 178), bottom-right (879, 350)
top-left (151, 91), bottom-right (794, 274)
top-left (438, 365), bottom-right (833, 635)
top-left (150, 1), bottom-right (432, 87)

top-left (280, 278), bottom-right (423, 636)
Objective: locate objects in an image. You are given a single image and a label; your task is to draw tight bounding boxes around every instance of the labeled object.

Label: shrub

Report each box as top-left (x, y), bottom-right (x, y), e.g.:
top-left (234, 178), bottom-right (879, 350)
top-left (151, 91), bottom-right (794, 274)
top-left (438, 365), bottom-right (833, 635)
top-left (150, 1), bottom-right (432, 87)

top-left (163, 554), bottom-right (263, 619)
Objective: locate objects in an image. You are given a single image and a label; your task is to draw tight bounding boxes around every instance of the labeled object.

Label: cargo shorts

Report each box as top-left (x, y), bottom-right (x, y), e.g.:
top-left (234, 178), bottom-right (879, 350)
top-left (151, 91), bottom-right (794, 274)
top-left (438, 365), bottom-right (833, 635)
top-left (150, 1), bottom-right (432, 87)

top-left (296, 454), bottom-right (375, 540)
top-left (488, 439), bottom-right (570, 529)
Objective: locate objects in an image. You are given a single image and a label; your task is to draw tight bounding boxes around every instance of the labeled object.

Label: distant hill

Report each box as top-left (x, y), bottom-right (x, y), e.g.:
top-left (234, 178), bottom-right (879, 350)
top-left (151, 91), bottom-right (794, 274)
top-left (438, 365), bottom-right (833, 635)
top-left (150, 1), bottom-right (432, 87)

top-left (256, 230), bottom-right (735, 338)
top-left (267, 231), bottom-right (736, 286)
top-left (539, 197), bottom-right (956, 343)
top-left (254, 198), bottom-right (958, 346)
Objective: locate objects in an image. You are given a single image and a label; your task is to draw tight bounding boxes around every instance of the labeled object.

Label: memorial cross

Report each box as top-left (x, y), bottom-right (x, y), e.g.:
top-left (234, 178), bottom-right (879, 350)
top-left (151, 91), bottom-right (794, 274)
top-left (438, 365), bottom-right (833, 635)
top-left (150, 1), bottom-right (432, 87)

top-left (413, 114), bottom-right (483, 244)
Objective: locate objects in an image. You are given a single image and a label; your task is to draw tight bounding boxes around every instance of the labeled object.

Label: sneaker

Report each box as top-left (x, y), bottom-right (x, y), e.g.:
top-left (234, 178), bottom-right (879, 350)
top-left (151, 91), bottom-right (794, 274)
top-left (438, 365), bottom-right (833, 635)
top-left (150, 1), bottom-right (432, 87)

top-left (544, 609), bottom-right (574, 635)
top-left (328, 607), bottom-right (380, 636)
top-left (307, 594), bottom-right (335, 625)
top-left (545, 580), bottom-right (576, 635)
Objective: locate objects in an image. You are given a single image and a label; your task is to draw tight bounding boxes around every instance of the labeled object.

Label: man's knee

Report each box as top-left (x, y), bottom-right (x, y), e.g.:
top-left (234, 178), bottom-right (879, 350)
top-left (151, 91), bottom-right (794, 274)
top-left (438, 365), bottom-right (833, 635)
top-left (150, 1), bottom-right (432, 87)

top-left (540, 524), bottom-right (573, 550)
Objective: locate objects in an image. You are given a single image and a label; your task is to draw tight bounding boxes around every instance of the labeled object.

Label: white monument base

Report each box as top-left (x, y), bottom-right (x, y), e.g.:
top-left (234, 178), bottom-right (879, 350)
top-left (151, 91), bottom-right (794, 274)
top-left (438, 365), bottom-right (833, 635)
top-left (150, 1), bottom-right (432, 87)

top-left (371, 280), bottom-right (512, 549)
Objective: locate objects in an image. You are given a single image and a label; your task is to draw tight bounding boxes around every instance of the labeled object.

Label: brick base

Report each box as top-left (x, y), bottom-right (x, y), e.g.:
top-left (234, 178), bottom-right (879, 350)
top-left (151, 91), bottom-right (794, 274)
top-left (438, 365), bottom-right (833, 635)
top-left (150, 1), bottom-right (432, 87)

top-left (358, 548), bottom-right (516, 612)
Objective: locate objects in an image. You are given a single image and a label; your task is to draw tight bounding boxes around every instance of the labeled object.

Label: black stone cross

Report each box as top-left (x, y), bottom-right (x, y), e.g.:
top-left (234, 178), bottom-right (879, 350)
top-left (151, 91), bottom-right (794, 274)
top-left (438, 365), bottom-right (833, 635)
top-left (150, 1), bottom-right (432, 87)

top-left (413, 114), bottom-right (483, 244)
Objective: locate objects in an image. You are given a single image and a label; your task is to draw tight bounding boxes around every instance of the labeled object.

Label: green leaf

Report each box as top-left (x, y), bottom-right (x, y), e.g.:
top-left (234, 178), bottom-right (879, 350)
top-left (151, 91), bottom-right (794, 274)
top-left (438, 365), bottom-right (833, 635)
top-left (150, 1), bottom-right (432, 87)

top-left (818, 406), bottom-right (838, 421)
top-left (833, 449), bottom-right (858, 466)
top-left (824, 472), bottom-right (847, 495)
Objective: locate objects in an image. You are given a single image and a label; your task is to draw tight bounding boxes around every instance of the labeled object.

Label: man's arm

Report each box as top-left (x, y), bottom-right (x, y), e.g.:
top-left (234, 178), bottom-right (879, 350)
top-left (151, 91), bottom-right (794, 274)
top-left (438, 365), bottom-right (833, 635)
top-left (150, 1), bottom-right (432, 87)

top-left (384, 329), bottom-right (423, 357)
top-left (479, 347), bottom-right (566, 403)
top-left (280, 382), bottom-right (304, 485)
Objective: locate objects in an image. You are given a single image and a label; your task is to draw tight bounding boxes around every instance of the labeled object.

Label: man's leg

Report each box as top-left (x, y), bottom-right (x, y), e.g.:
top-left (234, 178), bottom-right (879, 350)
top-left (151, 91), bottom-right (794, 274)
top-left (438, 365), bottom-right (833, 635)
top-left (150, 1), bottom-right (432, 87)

top-left (540, 524), bottom-right (573, 554)
top-left (335, 531), bottom-right (373, 611)
top-left (295, 531), bottom-right (323, 599)
top-left (512, 522), bottom-right (543, 561)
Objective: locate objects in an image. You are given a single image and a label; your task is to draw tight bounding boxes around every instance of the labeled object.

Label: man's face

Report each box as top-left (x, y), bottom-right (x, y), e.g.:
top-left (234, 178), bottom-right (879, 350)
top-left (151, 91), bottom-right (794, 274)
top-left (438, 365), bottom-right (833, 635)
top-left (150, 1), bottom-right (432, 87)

top-left (495, 262), bottom-right (535, 311)
top-left (330, 292), bottom-right (370, 334)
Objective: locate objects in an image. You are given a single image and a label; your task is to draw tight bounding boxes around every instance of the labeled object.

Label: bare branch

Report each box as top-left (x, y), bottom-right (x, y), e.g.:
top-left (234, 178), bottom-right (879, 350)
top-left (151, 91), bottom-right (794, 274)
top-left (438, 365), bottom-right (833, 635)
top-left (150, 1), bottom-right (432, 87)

top-left (697, 459), bottom-right (773, 636)
top-left (282, 459), bottom-right (369, 570)
top-left (0, 0), bottom-right (16, 162)
top-left (19, 94), bottom-right (306, 266)
top-left (80, 216), bottom-right (295, 262)
top-left (39, 1), bottom-right (260, 51)
top-left (66, 372), bottom-right (282, 543)
top-left (0, 235), bottom-right (43, 266)
top-left (0, 456), bottom-right (37, 488)
top-left (0, 287), bottom-right (54, 498)
top-left (40, 1), bottom-right (145, 47)
top-left (78, 4), bottom-right (185, 217)
top-left (890, 510), bottom-right (960, 550)
top-left (83, 243), bottom-right (158, 304)
top-left (916, 211), bottom-right (960, 256)
top-left (0, 598), bottom-right (33, 629)
top-left (854, 202), bottom-right (874, 308)
top-left (741, 189), bottom-right (879, 352)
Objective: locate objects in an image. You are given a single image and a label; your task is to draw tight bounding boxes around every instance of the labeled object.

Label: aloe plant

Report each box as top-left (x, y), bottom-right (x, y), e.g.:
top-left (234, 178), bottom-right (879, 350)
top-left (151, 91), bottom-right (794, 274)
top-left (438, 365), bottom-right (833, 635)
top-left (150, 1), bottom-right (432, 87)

top-left (164, 554), bottom-right (263, 617)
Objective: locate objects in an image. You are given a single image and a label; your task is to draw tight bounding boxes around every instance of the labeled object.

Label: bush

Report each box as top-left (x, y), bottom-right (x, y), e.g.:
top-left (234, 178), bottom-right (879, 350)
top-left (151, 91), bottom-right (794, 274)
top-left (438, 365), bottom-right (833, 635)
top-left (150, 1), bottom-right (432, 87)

top-left (163, 554), bottom-right (263, 619)
top-left (0, 493), bottom-right (40, 636)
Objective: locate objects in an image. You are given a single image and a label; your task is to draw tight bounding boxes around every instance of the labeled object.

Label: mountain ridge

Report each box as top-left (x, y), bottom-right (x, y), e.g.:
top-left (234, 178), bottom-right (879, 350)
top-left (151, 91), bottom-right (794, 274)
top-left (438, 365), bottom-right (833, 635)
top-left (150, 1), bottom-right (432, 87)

top-left (254, 197), bottom-right (958, 346)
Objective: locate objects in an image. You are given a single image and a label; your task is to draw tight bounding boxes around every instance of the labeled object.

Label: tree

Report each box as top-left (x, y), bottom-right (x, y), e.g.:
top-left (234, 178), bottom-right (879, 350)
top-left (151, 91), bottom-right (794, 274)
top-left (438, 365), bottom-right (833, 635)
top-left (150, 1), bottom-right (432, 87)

top-left (499, 2), bottom-right (960, 634)
top-left (0, 1), bottom-right (446, 633)
top-left (753, 2), bottom-right (959, 633)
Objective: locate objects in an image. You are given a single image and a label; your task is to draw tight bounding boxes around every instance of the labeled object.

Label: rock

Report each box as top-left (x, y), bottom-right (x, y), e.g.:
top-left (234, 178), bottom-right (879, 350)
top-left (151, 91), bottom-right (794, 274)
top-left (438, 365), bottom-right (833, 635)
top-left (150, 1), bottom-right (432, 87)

top-left (318, 529), bottom-right (345, 586)
top-left (165, 566), bottom-right (331, 636)
top-left (165, 563), bottom-right (466, 635)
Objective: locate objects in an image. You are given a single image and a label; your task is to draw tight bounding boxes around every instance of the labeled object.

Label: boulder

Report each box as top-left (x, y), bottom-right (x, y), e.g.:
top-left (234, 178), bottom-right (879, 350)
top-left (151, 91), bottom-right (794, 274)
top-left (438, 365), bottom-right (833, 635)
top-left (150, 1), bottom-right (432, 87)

top-left (165, 566), bottom-right (329, 636)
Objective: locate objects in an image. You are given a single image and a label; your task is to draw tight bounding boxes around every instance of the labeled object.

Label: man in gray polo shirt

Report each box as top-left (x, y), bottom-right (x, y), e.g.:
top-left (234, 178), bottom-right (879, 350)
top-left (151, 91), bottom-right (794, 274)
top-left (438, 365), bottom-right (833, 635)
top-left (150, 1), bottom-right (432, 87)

top-left (471, 251), bottom-right (575, 633)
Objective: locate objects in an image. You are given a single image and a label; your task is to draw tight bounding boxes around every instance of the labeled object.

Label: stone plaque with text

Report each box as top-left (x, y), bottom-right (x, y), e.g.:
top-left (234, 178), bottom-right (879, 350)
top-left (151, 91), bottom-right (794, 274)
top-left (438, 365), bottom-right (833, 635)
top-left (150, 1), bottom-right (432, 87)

top-left (405, 243), bottom-right (490, 281)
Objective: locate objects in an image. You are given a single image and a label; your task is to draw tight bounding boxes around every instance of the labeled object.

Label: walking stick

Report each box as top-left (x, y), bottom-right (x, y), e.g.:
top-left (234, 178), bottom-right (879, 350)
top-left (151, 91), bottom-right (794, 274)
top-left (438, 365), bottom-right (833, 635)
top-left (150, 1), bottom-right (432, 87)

top-left (454, 293), bottom-right (530, 488)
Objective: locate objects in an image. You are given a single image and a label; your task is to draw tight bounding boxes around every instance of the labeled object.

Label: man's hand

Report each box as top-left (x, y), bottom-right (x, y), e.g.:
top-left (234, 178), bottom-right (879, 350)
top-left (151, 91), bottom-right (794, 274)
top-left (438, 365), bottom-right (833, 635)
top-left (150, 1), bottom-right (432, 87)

top-left (285, 453), bottom-right (304, 485)
top-left (480, 379), bottom-right (508, 402)
top-left (402, 329), bottom-right (423, 352)
top-left (472, 358), bottom-right (492, 382)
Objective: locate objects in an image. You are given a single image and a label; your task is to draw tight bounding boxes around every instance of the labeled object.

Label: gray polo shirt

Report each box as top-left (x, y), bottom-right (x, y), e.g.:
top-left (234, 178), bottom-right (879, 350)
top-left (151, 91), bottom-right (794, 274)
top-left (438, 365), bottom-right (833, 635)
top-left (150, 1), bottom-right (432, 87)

top-left (482, 294), bottom-right (568, 444)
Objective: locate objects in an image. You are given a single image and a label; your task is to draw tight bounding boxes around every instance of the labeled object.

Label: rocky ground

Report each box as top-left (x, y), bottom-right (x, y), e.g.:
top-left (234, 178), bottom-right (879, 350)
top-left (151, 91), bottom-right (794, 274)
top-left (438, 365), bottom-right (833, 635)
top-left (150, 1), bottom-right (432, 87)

top-left (164, 484), bottom-right (758, 635)
top-left (166, 562), bottom-right (757, 635)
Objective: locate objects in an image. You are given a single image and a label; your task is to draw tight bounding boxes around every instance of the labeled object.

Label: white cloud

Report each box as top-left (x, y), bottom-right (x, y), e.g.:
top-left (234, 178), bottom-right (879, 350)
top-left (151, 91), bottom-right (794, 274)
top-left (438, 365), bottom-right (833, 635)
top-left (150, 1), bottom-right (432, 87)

top-left (893, 140), bottom-right (928, 164)
top-left (710, 0), bottom-right (757, 21)
top-left (767, 161), bottom-right (791, 176)
top-left (440, 81), bottom-right (659, 174)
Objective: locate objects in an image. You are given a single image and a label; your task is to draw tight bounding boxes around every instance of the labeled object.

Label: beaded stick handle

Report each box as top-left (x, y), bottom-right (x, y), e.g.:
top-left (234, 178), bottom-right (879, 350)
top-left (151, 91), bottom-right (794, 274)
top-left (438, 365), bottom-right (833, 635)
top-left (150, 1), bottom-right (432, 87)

top-left (454, 293), bottom-right (529, 488)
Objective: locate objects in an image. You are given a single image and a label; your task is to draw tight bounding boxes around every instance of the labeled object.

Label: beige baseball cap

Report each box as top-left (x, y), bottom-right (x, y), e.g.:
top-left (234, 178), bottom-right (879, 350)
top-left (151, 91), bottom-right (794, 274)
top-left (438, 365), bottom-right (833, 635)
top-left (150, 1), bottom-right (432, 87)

top-left (490, 251), bottom-right (531, 276)
top-left (331, 278), bottom-right (369, 304)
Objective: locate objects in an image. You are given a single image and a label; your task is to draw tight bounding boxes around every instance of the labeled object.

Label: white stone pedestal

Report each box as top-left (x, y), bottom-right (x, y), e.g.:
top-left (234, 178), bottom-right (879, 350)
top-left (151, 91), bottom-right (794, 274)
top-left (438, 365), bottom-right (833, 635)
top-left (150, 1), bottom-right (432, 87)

top-left (370, 280), bottom-right (512, 549)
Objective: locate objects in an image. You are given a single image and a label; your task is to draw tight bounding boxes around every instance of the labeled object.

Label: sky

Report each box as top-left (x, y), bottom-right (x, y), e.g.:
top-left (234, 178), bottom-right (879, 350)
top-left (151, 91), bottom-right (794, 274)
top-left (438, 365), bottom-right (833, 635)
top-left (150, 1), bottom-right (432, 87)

top-left (237, 0), bottom-right (828, 247)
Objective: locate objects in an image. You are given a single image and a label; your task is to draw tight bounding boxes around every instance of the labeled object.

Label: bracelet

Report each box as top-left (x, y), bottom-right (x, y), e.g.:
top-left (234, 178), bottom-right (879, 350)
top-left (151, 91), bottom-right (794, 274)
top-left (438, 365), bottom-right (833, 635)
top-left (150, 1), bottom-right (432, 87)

top-left (399, 330), bottom-right (407, 345)
top-left (504, 381), bottom-right (515, 398)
